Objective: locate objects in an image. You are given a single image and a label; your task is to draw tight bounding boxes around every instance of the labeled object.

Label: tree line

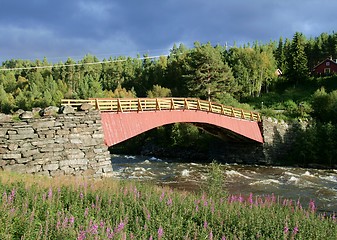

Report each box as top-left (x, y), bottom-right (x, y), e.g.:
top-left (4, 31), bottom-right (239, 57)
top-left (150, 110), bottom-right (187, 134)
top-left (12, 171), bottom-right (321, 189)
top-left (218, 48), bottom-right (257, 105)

top-left (1, 31), bottom-right (336, 113)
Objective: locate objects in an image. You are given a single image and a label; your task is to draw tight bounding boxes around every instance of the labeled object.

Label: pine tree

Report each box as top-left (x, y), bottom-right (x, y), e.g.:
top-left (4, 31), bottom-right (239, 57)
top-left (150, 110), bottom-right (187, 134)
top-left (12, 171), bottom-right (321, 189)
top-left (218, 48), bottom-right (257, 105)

top-left (183, 42), bottom-right (236, 101)
top-left (165, 43), bottom-right (189, 96)
top-left (288, 32), bottom-right (309, 83)
top-left (275, 37), bottom-right (286, 72)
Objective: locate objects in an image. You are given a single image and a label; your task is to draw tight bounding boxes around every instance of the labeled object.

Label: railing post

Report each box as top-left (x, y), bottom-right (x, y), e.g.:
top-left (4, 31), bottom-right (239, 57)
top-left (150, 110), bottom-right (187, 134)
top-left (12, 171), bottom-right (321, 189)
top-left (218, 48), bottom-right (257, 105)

top-left (117, 99), bottom-right (123, 113)
top-left (170, 98), bottom-right (175, 110)
top-left (257, 113), bottom-right (261, 122)
top-left (241, 109), bottom-right (245, 119)
top-left (156, 98), bottom-right (161, 111)
top-left (197, 99), bottom-right (201, 110)
top-left (137, 99), bottom-right (143, 112)
top-left (231, 107), bottom-right (235, 117)
top-left (95, 98), bottom-right (100, 110)
top-left (250, 112), bottom-right (254, 121)
top-left (208, 101), bottom-right (213, 112)
top-left (184, 99), bottom-right (189, 110)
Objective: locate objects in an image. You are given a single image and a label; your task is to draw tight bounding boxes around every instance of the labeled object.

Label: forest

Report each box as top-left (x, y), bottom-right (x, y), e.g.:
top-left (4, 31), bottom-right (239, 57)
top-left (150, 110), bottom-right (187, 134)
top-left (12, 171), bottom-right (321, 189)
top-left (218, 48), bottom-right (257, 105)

top-left (1, 31), bottom-right (337, 167)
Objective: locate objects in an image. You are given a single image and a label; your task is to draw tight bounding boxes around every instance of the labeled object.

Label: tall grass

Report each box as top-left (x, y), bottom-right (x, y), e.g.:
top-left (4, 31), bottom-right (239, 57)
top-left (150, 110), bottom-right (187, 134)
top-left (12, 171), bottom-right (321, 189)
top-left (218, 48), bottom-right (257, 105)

top-left (0, 170), bottom-right (336, 239)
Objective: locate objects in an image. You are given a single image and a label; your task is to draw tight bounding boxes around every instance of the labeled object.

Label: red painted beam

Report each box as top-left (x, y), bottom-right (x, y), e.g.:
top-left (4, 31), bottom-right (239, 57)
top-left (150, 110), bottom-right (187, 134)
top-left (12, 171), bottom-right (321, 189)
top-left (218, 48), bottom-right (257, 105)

top-left (100, 110), bottom-right (263, 146)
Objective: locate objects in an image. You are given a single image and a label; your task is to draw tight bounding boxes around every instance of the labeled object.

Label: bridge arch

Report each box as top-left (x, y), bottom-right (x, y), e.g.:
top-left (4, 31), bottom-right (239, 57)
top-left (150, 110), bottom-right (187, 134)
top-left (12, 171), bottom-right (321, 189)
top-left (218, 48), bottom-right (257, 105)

top-left (100, 110), bottom-right (263, 146)
top-left (61, 98), bottom-right (264, 146)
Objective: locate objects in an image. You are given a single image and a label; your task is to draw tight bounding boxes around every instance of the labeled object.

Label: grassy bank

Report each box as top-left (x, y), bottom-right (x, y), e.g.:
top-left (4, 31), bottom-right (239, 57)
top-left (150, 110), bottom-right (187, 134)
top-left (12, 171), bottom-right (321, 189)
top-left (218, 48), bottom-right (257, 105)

top-left (0, 171), bottom-right (336, 239)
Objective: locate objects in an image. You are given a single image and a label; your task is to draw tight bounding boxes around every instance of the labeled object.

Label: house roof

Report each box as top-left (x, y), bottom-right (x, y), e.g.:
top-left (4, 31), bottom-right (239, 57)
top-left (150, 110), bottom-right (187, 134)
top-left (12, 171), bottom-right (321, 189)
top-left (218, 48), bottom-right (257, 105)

top-left (312, 58), bottom-right (337, 70)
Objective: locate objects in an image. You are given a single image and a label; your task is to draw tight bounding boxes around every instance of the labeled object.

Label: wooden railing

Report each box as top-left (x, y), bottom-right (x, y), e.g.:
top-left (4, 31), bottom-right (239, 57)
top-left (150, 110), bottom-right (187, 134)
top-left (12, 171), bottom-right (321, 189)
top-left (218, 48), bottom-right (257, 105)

top-left (61, 98), bottom-right (261, 122)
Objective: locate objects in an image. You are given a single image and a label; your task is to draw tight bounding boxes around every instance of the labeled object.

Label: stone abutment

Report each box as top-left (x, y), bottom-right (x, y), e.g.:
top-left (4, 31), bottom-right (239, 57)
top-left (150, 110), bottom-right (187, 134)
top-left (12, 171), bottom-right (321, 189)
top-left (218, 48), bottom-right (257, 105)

top-left (0, 107), bottom-right (112, 177)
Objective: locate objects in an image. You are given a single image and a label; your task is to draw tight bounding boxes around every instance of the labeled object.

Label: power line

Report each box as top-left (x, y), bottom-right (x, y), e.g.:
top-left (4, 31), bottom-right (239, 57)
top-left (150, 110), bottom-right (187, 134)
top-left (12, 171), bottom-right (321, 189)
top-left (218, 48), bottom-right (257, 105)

top-left (0, 54), bottom-right (168, 72)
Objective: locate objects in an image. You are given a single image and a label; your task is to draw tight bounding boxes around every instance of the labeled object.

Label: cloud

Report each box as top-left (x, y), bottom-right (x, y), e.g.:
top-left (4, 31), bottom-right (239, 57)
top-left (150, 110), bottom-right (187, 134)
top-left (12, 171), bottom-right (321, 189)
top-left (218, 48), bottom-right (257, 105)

top-left (1, 0), bottom-right (337, 62)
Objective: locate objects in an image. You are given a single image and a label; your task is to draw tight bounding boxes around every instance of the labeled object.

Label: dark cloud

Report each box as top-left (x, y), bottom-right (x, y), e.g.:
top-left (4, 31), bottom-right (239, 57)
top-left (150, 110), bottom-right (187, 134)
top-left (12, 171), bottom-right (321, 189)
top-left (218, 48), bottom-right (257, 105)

top-left (0, 0), bottom-right (336, 62)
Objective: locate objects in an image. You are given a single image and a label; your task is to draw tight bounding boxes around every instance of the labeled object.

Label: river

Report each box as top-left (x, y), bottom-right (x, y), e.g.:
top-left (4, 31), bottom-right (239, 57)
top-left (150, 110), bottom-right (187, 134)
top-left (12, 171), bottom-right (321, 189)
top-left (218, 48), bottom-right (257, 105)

top-left (111, 154), bottom-right (337, 213)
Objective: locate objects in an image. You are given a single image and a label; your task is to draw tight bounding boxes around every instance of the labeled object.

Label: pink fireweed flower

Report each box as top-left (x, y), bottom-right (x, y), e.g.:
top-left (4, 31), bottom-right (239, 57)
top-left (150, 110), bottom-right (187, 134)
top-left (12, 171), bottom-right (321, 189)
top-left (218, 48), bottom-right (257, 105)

top-left (203, 220), bottom-right (208, 229)
top-left (158, 226), bottom-right (164, 239)
top-left (149, 236), bottom-right (153, 240)
top-left (48, 187), bottom-right (53, 200)
top-left (284, 226), bottom-right (289, 234)
top-left (283, 199), bottom-right (287, 206)
top-left (70, 216), bottom-right (75, 225)
top-left (292, 226), bottom-right (299, 235)
top-left (209, 231), bottom-right (213, 240)
top-left (147, 212), bottom-right (151, 220)
top-left (106, 227), bottom-right (114, 239)
top-left (167, 198), bottom-right (173, 206)
top-left (80, 192), bottom-right (84, 199)
top-left (10, 188), bottom-right (16, 201)
top-left (62, 217), bottom-right (69, 228)
top-left (221, 236), bottom-right (226, 240)
top-left (229, 195), bottom-right (237, 203)
top-left (123, 187), bottom-right (128, 196)
top-left (160, 191), bottom-right (165, 202)
top-left (84, 207), bottom-right (89, 217)
top-left (100, 221), bottom-right (105, 228)
top-left (77, 231), bottom-right (86, 240)
top-left (248, 193), bottom-right (253, 206)
top-left (297, 199), bottom-right (302, 210)
top-left (42, 193), bottom-right (46, 202)
top-left (56, 221), bottom-right (61, 231)
top-left (309, 199), bottom-right (316, 212)
top-left (116, 221), bottom-right (125, 232)
top-left (90, 224), bottom-right (99, 234)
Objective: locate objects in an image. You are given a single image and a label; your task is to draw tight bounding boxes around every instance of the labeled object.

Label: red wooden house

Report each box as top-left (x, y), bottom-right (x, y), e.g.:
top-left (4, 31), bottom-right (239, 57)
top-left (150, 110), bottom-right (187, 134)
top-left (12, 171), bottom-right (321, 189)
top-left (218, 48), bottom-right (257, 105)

top-left (312, 58), bottom-right (337, 75)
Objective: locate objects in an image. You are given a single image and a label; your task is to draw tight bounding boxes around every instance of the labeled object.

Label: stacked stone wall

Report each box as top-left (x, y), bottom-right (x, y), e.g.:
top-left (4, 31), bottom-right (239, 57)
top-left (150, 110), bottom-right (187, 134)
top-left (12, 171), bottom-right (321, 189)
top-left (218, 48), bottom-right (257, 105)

top-left (0, 109), bottom-right (112, 177)
top-left (262, 117), bottom-right (305, 164)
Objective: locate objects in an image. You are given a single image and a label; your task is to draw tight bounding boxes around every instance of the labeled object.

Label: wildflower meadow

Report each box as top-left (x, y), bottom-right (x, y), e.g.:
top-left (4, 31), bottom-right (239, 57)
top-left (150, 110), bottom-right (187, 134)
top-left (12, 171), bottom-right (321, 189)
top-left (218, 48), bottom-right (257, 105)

top-left (0, 168), bottom-right (336, 239)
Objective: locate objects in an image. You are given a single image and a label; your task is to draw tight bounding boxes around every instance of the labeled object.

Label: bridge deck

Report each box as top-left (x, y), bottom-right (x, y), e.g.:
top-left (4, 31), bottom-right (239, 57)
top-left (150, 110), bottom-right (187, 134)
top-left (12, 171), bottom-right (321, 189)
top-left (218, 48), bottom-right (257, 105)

top-left (61, 98), bottom-right (261, 122)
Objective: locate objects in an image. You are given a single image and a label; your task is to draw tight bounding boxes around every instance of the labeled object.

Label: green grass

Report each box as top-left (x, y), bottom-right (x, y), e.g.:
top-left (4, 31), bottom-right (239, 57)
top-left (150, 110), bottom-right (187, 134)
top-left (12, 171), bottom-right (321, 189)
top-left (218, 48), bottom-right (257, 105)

top-left (0, 170), bottom-right (336, 239)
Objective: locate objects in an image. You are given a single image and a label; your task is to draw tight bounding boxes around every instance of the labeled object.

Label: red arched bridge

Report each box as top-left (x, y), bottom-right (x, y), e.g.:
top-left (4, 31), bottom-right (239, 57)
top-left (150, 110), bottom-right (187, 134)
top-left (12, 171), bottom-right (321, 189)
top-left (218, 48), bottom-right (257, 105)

top-left (61, 98), bottom-right (264, 146)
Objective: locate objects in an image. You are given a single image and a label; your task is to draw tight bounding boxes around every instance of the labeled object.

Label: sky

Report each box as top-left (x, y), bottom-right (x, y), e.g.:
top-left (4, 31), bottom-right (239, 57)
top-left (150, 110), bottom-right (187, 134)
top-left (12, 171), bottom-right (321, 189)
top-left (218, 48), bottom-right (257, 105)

top-left (1, 0), bottom-right (336, 63)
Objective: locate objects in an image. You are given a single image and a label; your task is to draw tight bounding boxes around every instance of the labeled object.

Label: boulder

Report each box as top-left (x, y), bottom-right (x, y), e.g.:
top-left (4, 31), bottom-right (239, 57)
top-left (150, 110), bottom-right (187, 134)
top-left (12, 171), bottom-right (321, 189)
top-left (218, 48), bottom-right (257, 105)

top-left (15, 109), bottom-right (25, 115)
top-left (59, 105), bottom-right (75, 114)
top-left (40, 106), bottom-right (59, 116)
top-left (78, 103), bottom-right (94, 111)
top-left (19, 111), bottom-right (34, 120)
top-left (32, 107), bottom-right (42, 115)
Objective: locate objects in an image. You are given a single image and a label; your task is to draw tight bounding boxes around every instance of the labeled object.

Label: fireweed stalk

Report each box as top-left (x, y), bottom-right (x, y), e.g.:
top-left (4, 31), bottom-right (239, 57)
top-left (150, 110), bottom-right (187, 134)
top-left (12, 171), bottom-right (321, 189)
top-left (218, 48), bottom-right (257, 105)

top-left (0, 171), bottom-right (336, 239)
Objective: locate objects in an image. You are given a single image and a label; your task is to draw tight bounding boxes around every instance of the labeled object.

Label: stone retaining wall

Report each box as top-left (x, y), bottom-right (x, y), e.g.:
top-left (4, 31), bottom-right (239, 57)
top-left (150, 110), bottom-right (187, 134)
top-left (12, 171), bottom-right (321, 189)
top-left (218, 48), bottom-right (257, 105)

top-left (0, 108), bottom-right (112, 177)
top-left (262, 117), bottom-right (304, 164)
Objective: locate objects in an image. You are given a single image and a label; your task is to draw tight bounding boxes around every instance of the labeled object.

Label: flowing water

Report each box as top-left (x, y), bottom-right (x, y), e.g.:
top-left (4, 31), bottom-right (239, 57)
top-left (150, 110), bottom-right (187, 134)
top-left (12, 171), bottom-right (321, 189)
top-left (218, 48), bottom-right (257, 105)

top-left (111, 154), bottom-right (337, 213)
